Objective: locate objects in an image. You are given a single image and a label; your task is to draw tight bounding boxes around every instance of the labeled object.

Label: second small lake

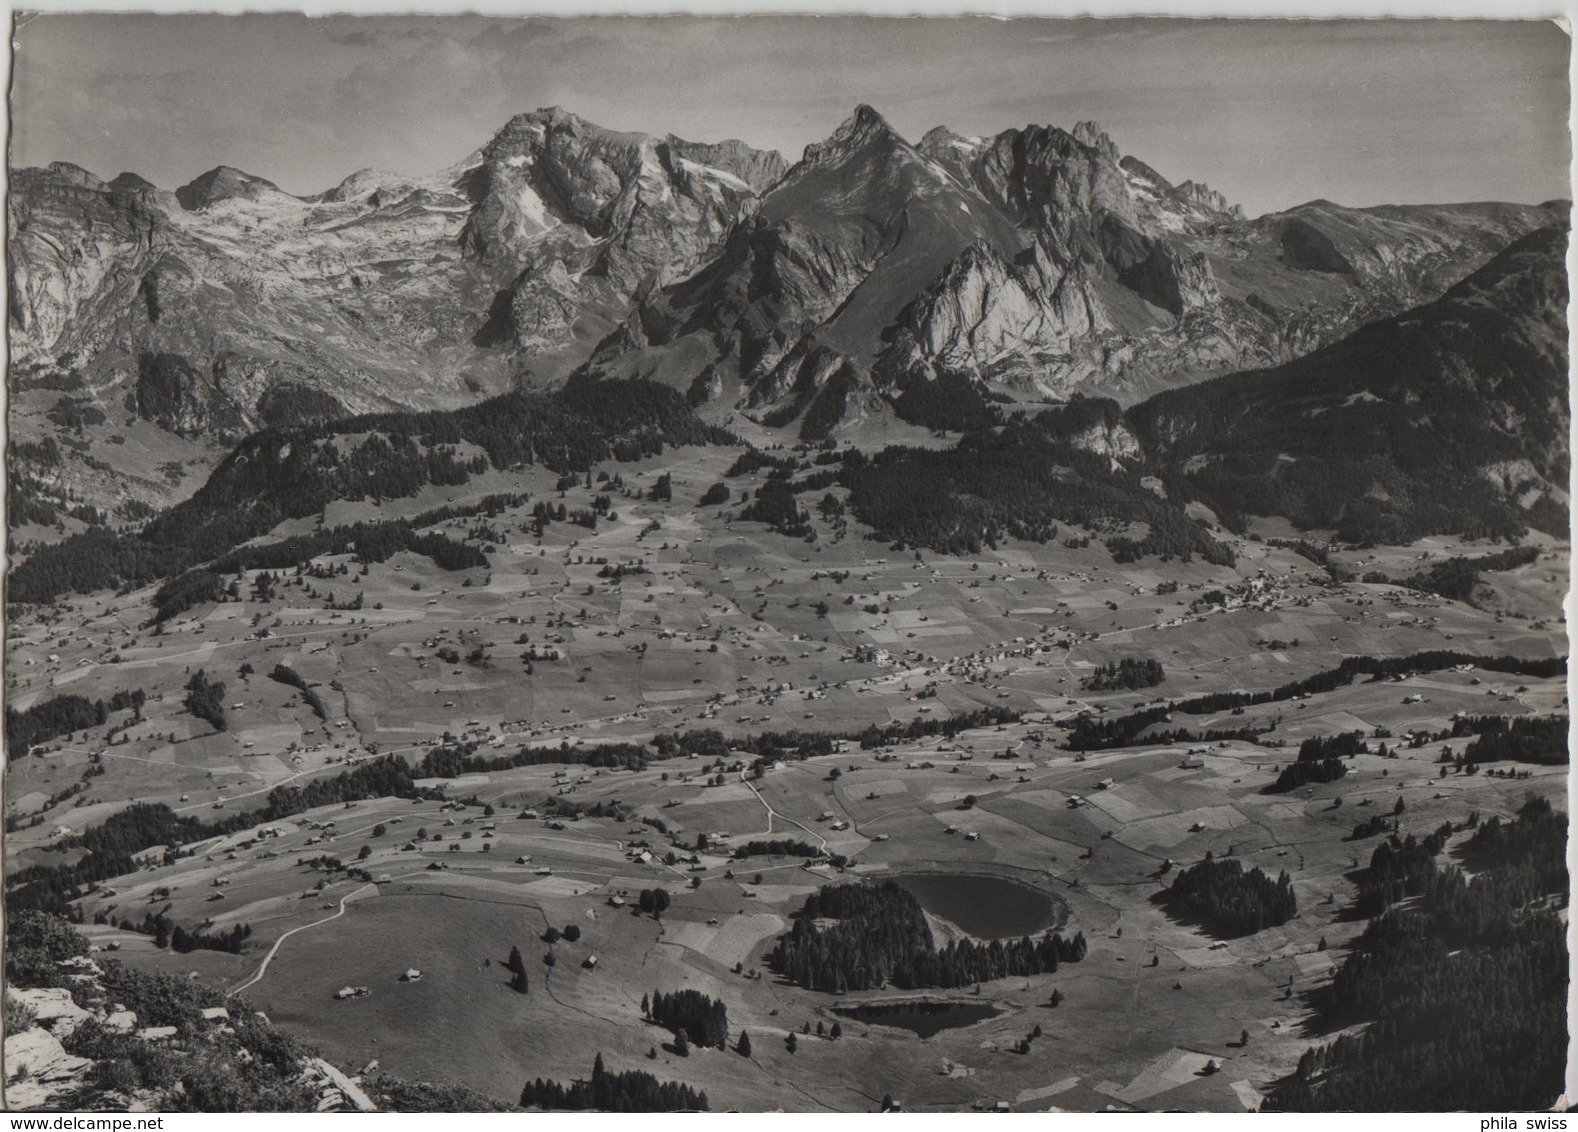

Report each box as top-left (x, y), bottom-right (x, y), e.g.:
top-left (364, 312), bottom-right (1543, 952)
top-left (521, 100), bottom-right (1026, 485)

top-left (832, 999), bottom-right (1002, 1038)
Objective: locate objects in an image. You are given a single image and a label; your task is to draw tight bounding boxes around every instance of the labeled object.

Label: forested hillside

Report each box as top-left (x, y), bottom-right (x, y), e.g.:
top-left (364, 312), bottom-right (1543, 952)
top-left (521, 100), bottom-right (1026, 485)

top-left (1128, 227), bottom-right (1569, 542)
top-left (1268, 799), bottom-right (1568, 1110)
top-left (10, 379), bottom-right (730, 605)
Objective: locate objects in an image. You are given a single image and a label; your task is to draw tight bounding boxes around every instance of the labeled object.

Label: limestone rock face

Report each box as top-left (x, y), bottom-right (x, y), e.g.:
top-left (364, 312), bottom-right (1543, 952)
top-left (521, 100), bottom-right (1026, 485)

top-left (457, 107), bottom-right (783, 357)
top-left (7, 107), bottom-right (789, 522)
top-left (0, 951), bottom-right (389, 1114)
top-left (303, 1057), bottom-right (379, 1113)
top-left (1119, 242), bottom-right (1221, 318)
top-left (1069, 415), bottom-right (1143, 459)
top-left (884, 242), bottom-right (1095, 399)
top-left (4, 1029), bottom-right (93, 1108)
top-left (9, 987), bottom-right (91, 1036)
top-left (8, 165), bottom-right (163, 366)
top-left (663, 135), bottom-right (789, 193)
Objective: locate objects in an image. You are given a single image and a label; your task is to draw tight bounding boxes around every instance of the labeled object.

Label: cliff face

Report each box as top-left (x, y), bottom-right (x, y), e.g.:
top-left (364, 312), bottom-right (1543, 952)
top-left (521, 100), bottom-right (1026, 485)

top-left (456, 107), bottom-right (784, 358)
top-left (10, 152), bottom-right (493, 442)
top-left (9, 165), bottom-right (164, 367)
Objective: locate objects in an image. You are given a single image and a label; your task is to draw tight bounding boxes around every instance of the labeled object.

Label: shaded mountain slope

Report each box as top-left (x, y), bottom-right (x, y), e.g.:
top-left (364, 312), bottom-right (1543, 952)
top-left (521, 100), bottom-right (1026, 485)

top-left (1128, 224), bottom-right (1571, 543)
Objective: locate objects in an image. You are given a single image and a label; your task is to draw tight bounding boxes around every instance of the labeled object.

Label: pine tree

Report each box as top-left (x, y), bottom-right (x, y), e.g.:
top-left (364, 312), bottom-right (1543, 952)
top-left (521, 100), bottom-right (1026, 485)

top-left (737, 1031), bottom-right (752, 1057)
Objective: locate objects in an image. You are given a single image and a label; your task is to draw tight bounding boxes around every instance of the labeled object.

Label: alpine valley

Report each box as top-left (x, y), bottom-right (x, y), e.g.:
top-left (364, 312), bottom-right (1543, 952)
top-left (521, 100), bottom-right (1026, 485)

top-left (4, 102), bottom-right (1570, 1115)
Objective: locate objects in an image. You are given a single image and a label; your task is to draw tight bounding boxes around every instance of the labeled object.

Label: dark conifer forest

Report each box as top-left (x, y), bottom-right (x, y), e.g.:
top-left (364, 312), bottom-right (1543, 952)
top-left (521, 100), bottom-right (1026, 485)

top-left (1084, 657), bottom-right (1165, 691)
top-left (1127, 228), bottom-right (1569, 544)
top-left (840, 423), bottom-right (1236, 562)
top-left (1450, 714), bottom-right (1569, 765)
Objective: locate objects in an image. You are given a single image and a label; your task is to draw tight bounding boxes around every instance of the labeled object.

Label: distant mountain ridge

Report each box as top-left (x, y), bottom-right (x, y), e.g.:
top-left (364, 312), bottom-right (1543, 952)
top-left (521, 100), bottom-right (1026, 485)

top-left (578, 106), bottom-right (1563, 436)
top-left (11, 104), bottom-right (1561, 442)
top-left (6, 103), bottom-right (1566, 539)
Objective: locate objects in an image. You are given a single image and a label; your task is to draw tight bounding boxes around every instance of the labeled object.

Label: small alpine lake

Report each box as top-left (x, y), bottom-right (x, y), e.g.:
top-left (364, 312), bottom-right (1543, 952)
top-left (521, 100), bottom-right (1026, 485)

top-left (889, 871), bottom-right (1066, 939)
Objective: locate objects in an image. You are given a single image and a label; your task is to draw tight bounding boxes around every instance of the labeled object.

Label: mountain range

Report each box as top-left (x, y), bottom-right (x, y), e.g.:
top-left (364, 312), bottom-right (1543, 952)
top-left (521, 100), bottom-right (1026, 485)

top-left (7, 103), bottom-right (1569, 567)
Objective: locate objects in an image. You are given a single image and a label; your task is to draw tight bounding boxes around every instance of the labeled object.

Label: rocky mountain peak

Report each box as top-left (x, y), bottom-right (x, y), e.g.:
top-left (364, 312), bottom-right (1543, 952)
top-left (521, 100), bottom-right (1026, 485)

top-left (529, 104), bottom-right (577, 127)
top-left (799, 103), bottom-right (909, 168)
top-left (1116, 155), bottom-right (1244, 227)
top-left (44, 162), bottom-right (104, 189)
top-left (314, 167), bottom-right (409, 204)
top-left (1118, 154), bottom-right (1171, 190)
top-left (174, 165), bottom-right (289, 211)
top-left (8, 102), bottom-right (1564, 468)
top-left (850, 102), bottom-right (890, 130)
top-left (917, 126), bottom-right (989, 172)
top-left (919, 125), bottom-right (983, 151)
top-left (107, 171), bottom-right (158, 194)
top-left (1072, 120), bottom-right (1120, 160)
top-left (492, 106), bottom-right (651, 153)
top-left (1174, 179), bottom-right (1243, 219)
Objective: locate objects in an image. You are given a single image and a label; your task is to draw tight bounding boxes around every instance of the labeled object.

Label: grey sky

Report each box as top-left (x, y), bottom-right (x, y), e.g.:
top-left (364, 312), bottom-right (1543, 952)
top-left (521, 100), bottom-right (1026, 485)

top-left (8, 14), bottom-right (1570, 217)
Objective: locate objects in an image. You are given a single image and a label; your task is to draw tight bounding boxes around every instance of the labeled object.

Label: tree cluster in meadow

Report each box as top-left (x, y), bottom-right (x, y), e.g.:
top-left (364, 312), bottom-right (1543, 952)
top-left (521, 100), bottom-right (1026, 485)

top-left (521, 1054), bottom-right (707, 1111)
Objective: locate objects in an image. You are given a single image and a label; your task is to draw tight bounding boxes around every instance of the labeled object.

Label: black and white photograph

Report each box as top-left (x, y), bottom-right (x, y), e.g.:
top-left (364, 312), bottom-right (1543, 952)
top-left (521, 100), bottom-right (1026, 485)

top-left (2, 9), bottom-right (1572, 1114)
